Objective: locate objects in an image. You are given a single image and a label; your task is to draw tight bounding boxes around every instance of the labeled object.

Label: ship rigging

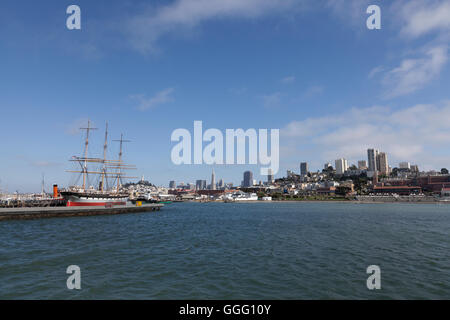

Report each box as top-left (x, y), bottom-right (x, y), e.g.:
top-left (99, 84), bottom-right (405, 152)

top-left (60, 120), bottom-right (137, 206)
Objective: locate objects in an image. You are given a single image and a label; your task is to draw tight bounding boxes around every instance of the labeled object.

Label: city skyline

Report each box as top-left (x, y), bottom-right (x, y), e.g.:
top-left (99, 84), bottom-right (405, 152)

top-left (0, 135), bottom-right (446, 192)
top-left (2, 0), bottom-right (450, 304)
top-left (167, 146), bottom-right (441, 190)
top-left (1, 1), bottom-right (450, 192)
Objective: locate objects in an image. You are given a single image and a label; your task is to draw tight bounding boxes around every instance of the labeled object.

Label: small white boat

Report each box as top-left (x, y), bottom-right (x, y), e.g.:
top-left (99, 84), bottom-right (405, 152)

top-left (225, 191), bottom-right (259, 202)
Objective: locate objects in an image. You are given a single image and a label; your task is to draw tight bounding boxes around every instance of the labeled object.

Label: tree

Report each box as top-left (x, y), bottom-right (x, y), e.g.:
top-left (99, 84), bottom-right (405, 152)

top-left (441, 168), bottom-right (449, 175)
top-left (391, 167), bottom-right (399, 177)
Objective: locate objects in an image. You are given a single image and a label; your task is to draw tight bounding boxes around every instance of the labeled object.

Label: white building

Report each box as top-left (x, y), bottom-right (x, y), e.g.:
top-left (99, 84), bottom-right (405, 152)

top-left (335, 158), bottom-right (348, 175)
top-left (367, 149), bottom-right (379, 172)
top-left (377, 152), bottom-right (389, 175)
top-left (399, 162), bottom-right (411, 169)
top-left (211, 169), bottom-right (216, 190)
top-left (267, 168), bottom-right (274, 184)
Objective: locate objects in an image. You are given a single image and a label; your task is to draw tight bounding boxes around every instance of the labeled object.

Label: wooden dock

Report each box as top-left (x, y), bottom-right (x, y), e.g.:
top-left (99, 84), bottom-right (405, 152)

top-left (0, 204), bottom-right (163, 221)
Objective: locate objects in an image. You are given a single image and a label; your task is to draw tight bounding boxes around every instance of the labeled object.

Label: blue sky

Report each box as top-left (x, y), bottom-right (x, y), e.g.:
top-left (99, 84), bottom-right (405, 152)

top-left (1, 0), bottom-right (449, 192)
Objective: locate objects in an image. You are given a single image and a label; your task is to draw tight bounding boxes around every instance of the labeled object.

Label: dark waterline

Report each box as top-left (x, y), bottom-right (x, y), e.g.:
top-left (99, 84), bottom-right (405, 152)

top-left (0, 202), bottom-right (449, 299)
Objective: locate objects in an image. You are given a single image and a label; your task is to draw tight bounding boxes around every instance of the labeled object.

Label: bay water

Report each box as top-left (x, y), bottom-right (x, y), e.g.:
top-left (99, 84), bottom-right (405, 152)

top-left (0, 202), bottom-right (449, 299)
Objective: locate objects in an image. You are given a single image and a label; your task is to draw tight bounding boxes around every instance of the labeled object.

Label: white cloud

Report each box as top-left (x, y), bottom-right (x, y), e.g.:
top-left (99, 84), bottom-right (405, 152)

top-left (126, 0), bottom-right (298, 53)
top-left (368, 66), bottom-right (384, 79)
top-left (131, 88), bottom-right (175, 111)
top-left (303, 85), bottom-right (324, 98)
top-left (399, 0), bottom-right (450, 39)
top-left (31, 161), bottom-right (61, 168)
top-left (65, 118), bottom-right (91, 136)
top-left (262, 92), bottom-right (282, 109)
top-left (281, 101), bottom-right (450, 171)
top-left (281, 76), bottom-right (295, 84)
top-left (381, 46), bottom-right (448, 98)
top-left (325, 0), bottom-right (373, 27)
top-left (361, 1), bottom-right (450, 99)
top-left (229, 87), bottom-right (248, 95)
top-left (16, 155), bottom-right (62, 169)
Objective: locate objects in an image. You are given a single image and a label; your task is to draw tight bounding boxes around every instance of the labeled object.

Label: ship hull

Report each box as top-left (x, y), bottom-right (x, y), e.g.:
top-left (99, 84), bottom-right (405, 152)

top-left (61, 191), bottom-right (128, 207)
top-left (66, 200), bottom-right (127, 207)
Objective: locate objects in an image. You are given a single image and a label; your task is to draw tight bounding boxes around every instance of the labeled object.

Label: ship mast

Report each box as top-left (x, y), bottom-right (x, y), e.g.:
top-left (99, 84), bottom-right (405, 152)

top-left (113, 134), bottom-right (130, 191)
top-left (41, 173), bottom-right (45, 196)
top-left (80, 120), bottom-right (97, 191)
top-left (66, 122), bottom-right (137, 192)
top-left (101, 122), bottom-right (108, 192)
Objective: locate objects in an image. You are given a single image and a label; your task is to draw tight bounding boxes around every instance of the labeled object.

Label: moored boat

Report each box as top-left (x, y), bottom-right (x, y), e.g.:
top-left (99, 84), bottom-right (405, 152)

top-left (61, 189), bottom-right (129, 207)
top-left (60, 121), bottom-right (136, 207)
top-left (224, 191), bottom-right (259, 202)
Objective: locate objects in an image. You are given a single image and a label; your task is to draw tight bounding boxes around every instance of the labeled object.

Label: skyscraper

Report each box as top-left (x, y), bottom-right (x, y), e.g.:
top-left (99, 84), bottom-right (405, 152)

top-left (358, 160), bottom-right (367, 170)
top-left (196, 180), bottom-right (204, 190)
top-left (335, 158), bottom-right (348, 175)
top-left (267, 168), bottom-right (274, 184)
top-left (367, 149), bottom-right (379, 172)
top-left (300, 162), bottom-right (308, 176)
top-left (377, 152), bottom-right (389, 175)
top-left (169, 181), bottom-right (176, 189)
top-left (211, 169), bottom-right (216, 190)
top-left (243, 171), bottom-right (253, 187)
top-left (399, 162), bottom-right (411, 169)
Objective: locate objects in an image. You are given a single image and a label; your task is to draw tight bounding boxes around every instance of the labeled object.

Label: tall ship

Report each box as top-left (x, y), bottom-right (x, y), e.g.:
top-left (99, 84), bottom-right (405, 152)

top-left (60, 121), bottom-right (136, 207)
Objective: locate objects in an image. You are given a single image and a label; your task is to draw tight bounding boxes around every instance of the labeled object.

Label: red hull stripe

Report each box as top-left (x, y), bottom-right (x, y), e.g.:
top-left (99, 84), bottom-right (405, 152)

top-left (66, 202), bottom-right (126, 207)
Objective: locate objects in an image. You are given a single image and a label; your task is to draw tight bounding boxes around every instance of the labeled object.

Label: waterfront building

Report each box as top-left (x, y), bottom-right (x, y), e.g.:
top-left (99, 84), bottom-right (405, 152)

top-left (373, 185), bottom-right (422, 195)
top-left (169, 181), bottom-right (176, 189)
top-left (367, 149), bottom-right (379, 172)
top-left (441, 188), bottom-right (450, 197)
top-left (243, 171), bottom-right (254, 187)
top-left (335, 158), bottom-right (348, 175)
top-left (300, 162), bottom-right (308, 176)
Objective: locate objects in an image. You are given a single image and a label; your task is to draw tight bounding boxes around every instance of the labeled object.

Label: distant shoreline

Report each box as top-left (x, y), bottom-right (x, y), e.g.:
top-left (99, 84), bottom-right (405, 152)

top-left (271, 200), bottom-right (447, 204)
top-left (189, 199), bottom-right (448, 204)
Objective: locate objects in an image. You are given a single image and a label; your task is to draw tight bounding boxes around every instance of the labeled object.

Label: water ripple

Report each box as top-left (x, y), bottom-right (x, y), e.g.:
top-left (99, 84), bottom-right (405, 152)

top-left (0, 202), bottom-right (449, 299)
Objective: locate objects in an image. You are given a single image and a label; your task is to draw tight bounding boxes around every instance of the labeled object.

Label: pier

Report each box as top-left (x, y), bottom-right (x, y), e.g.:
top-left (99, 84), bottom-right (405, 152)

top-left (0, 204), bottom-right (163, 221)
